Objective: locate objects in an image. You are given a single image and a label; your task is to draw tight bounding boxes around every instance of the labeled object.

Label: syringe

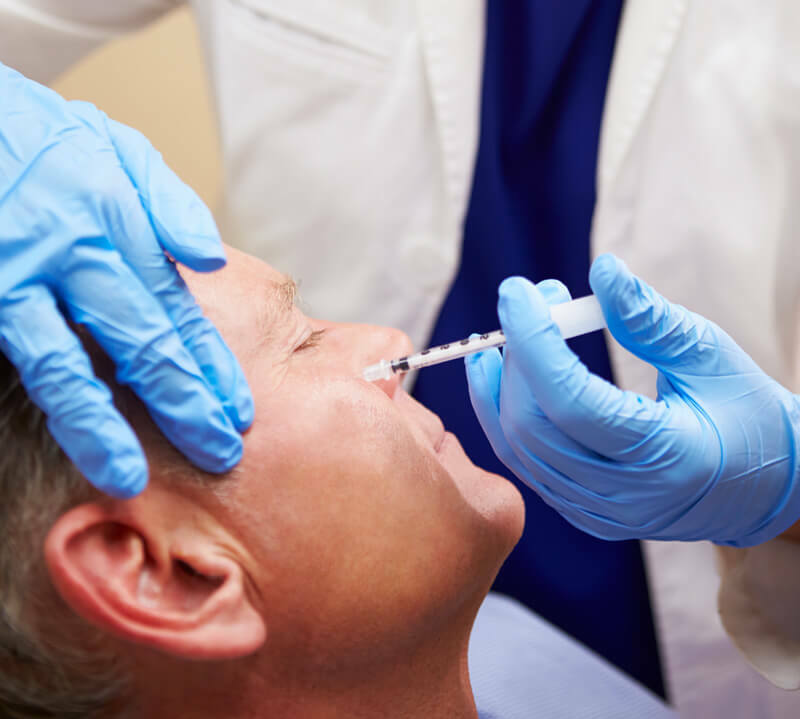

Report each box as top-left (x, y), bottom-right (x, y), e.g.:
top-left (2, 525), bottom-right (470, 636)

top-left (362, 294), bottom-right (606, 382)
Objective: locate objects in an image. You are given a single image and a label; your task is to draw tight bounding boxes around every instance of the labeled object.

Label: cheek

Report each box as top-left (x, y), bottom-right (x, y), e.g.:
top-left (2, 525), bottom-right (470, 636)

top-left (254, 381), bottom-right (432, 519)
top-left (237, 379), bottom-right (476, 578)
top-left (229, 372), bottom-right (519, 666)
top-left (237, 377), bottom-right (419, 532)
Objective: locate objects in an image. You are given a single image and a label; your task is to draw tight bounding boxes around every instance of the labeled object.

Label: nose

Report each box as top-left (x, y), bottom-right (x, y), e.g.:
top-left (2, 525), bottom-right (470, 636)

top-left (329, 322), bottom-right (413, 397)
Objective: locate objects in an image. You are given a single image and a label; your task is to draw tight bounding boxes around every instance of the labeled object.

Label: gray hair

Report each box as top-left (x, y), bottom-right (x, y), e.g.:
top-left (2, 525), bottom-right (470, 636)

top-left (0, 348), bottom-right (131, 718)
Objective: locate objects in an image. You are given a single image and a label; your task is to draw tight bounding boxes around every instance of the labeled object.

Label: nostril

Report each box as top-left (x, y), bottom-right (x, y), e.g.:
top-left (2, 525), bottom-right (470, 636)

top-left (371, 377), bottom-right (401, 397)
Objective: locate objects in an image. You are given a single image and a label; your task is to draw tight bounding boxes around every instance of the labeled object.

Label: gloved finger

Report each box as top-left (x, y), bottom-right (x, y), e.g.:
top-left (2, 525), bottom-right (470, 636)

top-left (498, 323), bottom-right (682, 503)
top-left (57, 243), bottom-right (244, 474)
top-left (500, 443), bottom-right (685, 541)
top-left (468, 277), bottom-right (587, 483)
top-left (499, 407), bottom-right (689, 531)
top-left (465, 333), bottom-right (663, 539)
top-left (464, 279), bottom-right (572, 419)
top-left (93, 172), bottom-right (253, 431)
top-left (103, 115), bottom-right (226, 272)
top-left (535, 486), bottom-right (643, 541)
top-left (467, 344), bottom-right (502, 413)
top-left (588, 254), bottom-right (758, 380)
top-left (480, 436), bottom-right (641, 541)
top-left (493, 355), bottom-right (657, 515)
top-left (497, 276), bottom-right (670, 460)
top-left (466, 347), bottom-right (530, 479)
top-left (464, 279), bottom-right (567, 409)
top-left (496, 277), bottom-right (570, 420)
top-left (500, 276), bottom-right (606, 478)
top-left (467, 286), bottom-right (606, 507)
top-left (0, 285), bottom-right (147, 498)
top-left (536, 278), bottom-right (572, 306)
top-left (466, 279), bottom-right (570, 475)
top-left (499, 324), bottom-right (723, 537)
top-left (464, 347), bottom-right (598, 518)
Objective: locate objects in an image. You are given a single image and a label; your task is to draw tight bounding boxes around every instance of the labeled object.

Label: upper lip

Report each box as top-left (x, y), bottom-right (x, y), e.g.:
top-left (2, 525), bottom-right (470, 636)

top-left (391, 385), bottom-right (447, 453)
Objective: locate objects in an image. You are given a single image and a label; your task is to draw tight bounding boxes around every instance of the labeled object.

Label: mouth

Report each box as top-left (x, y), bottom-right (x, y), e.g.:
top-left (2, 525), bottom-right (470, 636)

top-left (391, 386), bottom-right (449, 455)
top-left (434, 430), bottom-right (452, 455)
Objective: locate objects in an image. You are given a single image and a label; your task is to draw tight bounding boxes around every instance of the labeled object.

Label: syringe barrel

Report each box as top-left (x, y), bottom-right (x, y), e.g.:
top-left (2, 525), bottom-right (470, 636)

top-left (361, 294), bottom-right (606, 382)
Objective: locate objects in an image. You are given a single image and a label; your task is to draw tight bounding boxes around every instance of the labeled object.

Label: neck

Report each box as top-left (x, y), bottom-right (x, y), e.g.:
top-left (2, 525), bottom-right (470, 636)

top-left (131, 623), bottom-right (478, 719)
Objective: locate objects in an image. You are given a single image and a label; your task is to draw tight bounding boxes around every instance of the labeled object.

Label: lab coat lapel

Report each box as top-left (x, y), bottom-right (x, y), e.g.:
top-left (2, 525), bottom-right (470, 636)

top-left (415, 0), bottom-right (485, 230)
top-left (596, 0), bottom-right (688, 197)
top-left (591, 0), bottom-right (689, 396)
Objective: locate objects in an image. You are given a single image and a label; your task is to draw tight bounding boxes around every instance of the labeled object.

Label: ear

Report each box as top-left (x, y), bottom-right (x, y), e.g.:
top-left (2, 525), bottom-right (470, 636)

top-left (44, 501), bottom-right (266, 660)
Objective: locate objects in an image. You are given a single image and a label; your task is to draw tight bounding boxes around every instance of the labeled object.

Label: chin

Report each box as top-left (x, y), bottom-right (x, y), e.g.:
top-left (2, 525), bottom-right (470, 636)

top-left (438, 431), bottom-right (526, 555)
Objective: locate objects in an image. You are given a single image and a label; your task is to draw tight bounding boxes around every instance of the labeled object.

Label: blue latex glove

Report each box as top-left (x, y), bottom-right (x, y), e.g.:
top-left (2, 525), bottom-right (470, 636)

top-left (0, 63), bottom-right (254, 498)
top-left (466, 254), bottom-right (800, 547)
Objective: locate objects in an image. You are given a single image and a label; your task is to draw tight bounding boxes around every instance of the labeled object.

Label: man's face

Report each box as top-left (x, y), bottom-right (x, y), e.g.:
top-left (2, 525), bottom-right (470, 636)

top-left (177, 247), bottom-right (524, 672)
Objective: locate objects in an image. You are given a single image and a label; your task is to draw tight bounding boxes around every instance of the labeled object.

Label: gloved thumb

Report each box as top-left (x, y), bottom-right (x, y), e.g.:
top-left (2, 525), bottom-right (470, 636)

top-left (104, 116), bottom-right (226, 272)
top-left (589, 253), bottom-right (716, 374)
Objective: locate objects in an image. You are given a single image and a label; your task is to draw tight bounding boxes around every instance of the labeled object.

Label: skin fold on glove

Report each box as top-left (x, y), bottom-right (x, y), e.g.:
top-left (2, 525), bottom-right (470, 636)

top-left (0, 63), bottom-right (253, 498)
top-left (466, 254), bottom-right (800, 547)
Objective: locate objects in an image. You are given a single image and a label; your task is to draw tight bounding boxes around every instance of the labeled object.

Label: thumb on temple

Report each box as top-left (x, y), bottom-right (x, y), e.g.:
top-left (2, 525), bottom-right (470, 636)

top-left (589, 254), bottom-right (719, 376)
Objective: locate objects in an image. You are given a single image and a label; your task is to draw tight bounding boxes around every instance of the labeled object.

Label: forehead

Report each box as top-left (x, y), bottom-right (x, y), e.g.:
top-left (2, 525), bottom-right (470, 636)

top-left (185, 245), bottom-right (293, 307)
top-left (181, 245), bottom-right (298, 348)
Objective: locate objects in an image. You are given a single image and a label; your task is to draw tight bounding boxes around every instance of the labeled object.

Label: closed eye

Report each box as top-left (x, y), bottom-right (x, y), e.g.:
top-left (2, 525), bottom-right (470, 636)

top-left (294, 329), bottom-right (326, 352)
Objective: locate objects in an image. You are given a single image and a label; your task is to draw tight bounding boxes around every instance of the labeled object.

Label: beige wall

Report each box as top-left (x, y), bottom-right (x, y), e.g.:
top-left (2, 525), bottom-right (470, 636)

top-left (53, 8), bottom-right (221, 210)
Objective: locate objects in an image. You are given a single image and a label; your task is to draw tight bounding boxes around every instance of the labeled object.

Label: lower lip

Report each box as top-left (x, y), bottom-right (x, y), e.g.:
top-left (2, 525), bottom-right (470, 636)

top-left (436, 432), bottom-right (454, 454)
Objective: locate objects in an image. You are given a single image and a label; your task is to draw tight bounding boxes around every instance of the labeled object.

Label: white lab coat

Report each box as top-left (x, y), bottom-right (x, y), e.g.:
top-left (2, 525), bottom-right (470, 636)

top-left (3, 1), bottom-right (800, 716)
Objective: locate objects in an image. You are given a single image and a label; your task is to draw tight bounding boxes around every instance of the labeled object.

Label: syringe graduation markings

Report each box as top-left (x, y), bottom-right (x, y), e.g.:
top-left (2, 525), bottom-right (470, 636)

top-left (362, 295), bottom-right (606, 382)
top-left (387, 330), bottom-right (505, 375)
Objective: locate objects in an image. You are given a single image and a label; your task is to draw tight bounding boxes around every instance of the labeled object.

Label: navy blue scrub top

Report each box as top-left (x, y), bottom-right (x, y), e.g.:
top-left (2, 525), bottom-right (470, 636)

top-left (412, 0), bottom-right (666, 698)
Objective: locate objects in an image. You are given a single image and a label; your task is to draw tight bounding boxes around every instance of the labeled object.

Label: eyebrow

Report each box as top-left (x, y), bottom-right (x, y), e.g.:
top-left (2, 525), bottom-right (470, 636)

top-left (256, 276), bottom-right (299, 345)
top-left (273, 276), bottom-right (298, 312)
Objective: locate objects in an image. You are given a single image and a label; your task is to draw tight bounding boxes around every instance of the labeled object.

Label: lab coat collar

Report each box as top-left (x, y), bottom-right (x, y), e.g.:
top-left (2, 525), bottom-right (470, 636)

top-left (597, 0), bottom-right (689, 196)
top-left (415, 0), bottom-right (485, 231)
top-left (415, 0), bottom-right (690, 227)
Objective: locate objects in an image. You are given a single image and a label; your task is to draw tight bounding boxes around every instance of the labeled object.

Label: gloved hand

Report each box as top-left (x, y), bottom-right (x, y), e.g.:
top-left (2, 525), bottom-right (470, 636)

top-left (0, 63), bottom-right (253, 498)
top-left (466, 254), bottom-right (800, 547)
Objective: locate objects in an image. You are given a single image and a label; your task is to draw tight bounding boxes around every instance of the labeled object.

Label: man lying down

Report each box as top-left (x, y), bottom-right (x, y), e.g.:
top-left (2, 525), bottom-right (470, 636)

top-left (0, 247), bottom-right (674, 719)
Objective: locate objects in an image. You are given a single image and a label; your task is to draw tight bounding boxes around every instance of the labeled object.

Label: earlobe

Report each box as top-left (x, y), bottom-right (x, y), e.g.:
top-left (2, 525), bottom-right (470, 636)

top-left (44, 501), bottom-right (266, 660)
